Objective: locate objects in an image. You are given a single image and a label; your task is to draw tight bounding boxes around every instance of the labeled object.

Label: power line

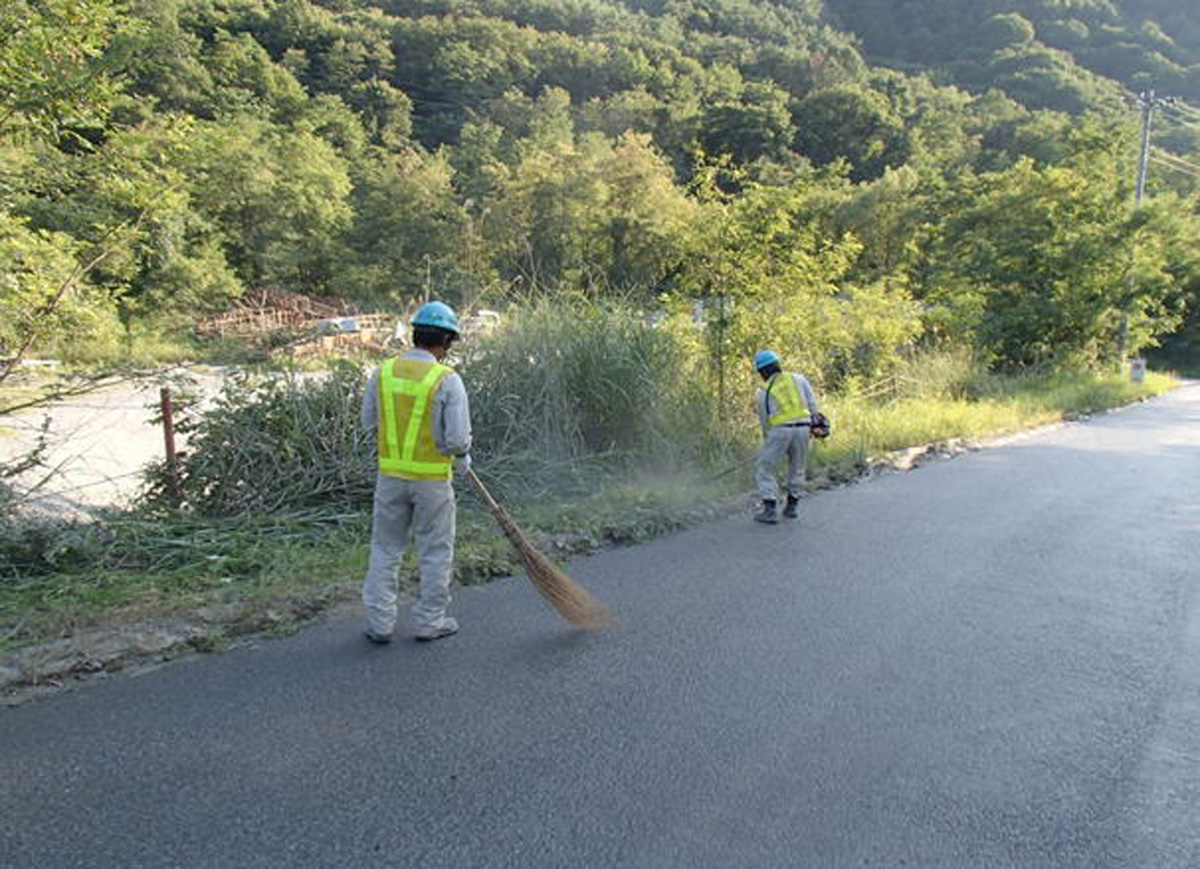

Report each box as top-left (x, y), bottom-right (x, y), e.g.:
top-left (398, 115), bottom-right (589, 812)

top-left (1151, 145), bottom-right (1200, 171)
top-left (1168, 100), bottom-right (1200, 121)
top-left (1149, 156), bottom-right (1200, 180)
top-left (1157, 105), bottom-right (1200, 131)
top-left (1149, 149), bottom-right (1200, 178)
top-left (1159, 103), bottom-right (1198, 120)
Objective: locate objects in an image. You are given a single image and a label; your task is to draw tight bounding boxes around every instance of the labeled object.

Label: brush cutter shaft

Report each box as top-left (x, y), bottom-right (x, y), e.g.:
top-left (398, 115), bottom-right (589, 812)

top-left (710, 454), bottom-right (757, 482)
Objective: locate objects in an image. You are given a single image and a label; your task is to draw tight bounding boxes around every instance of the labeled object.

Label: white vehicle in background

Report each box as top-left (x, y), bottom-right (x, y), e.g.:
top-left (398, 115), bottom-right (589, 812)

top-left (391, 308), bottom-right (501, 345)
top-left (461, 309), bottom-right (501, 338)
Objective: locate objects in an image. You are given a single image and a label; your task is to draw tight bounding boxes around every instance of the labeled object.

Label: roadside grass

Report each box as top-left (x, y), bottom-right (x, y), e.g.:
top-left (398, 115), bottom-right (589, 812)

top-left (50, 326), bottom-right (271, 369)
top-left (0, 512), bottom-right (369, 653)
top-left (5, 328), bottom-right (279, 383)
top-left (814, 371), bottom-right (1176, 470)
top-left (0, 483), bottom-right (736, 655)
top-left (0, 369), bottom-right (1179, 671)
top-left (62, 332), bottom-right (198, 368)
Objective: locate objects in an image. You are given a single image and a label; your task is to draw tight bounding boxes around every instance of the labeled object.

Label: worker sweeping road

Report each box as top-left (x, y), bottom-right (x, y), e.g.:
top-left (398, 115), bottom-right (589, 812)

top-left (752, 350), bottom-right (821, 525)
top-left (360, 301), bottom-right (472, 643)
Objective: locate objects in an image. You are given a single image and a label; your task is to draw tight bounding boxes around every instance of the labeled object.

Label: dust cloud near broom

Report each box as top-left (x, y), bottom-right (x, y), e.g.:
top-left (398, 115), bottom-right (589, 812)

top-left (468, 468), bottom-right (613, 629)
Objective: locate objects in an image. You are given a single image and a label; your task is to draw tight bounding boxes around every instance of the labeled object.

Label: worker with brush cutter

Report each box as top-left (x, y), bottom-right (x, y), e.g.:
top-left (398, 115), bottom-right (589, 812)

top-left (752, 350), bottom-right (822, 524)
top-left (360, 301), bottom-right (472, 643)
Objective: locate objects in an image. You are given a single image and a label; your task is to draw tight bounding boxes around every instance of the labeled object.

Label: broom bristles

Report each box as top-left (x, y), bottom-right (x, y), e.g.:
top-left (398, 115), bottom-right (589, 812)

top-left (468, 469), bottom-right (614, 630)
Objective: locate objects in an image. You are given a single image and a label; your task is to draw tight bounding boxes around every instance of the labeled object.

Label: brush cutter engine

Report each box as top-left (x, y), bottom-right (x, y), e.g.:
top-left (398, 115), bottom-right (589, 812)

top-left (809, 412), bottom-right (831, 439)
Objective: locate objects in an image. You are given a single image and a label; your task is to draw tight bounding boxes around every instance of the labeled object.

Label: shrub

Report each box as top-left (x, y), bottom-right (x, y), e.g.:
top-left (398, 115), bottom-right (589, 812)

top-left (135, 298), bottom-right (728, 512)
top-left (141, 361), bottom-right (374, 516)
top-left (462, 297), bottom-right (724, 492)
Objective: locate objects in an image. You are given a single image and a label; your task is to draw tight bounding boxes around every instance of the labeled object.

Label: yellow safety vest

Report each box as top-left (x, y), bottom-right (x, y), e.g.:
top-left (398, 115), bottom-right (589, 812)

top-left (377, 358), bottom-right (453, 480)
top-left (766, 372), bottom-right (809, 427)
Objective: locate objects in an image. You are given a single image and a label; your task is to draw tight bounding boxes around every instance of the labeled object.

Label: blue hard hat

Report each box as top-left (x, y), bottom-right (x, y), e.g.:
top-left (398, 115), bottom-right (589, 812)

top-left (411, 301), bottom-right (460, 335)
top-left (754, 350), bottom-right (780, 371)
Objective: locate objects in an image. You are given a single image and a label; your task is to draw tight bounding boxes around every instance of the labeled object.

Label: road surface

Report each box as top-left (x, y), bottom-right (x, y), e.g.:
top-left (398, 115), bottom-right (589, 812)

top-left (2, 386), bottom-right (1199, 867)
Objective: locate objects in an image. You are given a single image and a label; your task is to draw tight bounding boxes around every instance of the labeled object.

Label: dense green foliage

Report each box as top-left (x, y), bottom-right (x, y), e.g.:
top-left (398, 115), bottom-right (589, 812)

top-left (3, 0), bottom-right (1200, 379)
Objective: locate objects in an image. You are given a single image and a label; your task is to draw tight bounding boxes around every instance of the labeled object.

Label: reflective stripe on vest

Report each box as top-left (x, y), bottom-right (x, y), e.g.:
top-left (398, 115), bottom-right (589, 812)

top-left (766, 372), bottom-right (808, 427)
top-left (378, 358), bottom-right (453, 480)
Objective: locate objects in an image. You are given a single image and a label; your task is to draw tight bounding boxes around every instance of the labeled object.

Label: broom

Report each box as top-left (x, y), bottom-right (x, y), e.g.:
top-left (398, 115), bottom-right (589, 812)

top-left (466, 468), bottom-right (614, 630)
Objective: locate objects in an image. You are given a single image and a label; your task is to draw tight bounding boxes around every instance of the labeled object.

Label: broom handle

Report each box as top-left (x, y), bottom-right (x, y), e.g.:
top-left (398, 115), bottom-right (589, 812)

top-left (465, 468), bottom-right (499, 516)
top-left (466, 467), bottom-right (512, 528)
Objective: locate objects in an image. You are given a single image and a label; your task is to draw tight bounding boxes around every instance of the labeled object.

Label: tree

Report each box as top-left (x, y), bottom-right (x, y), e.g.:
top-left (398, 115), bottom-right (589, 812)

top-left (0, 0), bottom-right (141, 374)
top-left (346, 79), bottom-right (412, 149)
top-left (13, 115), bottom-right (242, 330)
top-left (593, 132), bottom-right (696, 291)
top-left (343, 148), bottom-right (471, 303)
top-left (835, 166), bottom-right (924, 279)
top-left (924, 158), bottom-right (1186, 368)
top-left (483, 132), bottom-right (608, 290)
top-left (672, 163), bottom-right (909, 410)
top-left (0, 214), bottom-right (119, 374)
top-left (978, 14), bottom-right (1036, 55)
top-left (182, 117), bottom-right (352, 293)
top-left (0, 0), bottom-right (129, 140)
top-left (698, 80), bottom-right (796, 164)
top-left (205, 30), bottom-right (310, 121)
top-left (793, 86), bottom-right (911, 182)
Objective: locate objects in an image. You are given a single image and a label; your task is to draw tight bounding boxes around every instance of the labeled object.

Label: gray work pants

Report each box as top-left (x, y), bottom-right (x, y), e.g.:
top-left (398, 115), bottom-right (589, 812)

top-left (362, 475), bottom-right (456, 635)
top-left (756, 425), bottom-right (809, 502)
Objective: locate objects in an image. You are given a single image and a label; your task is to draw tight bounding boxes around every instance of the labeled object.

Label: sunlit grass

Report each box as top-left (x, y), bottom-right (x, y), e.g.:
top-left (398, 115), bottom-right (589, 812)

top-left (812, 371), bottom-right (1175, 470)
top-left (0, 487), bottom-right (733, 653)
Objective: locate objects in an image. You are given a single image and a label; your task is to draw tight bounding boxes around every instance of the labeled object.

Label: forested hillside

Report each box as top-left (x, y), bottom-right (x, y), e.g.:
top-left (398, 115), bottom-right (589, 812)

top-left (830, 0), bottom-right (1200, 133)
top-left (827, 0), bottom-right (1200, 114)
top-left (3, 0), bottom-right (1200, 379)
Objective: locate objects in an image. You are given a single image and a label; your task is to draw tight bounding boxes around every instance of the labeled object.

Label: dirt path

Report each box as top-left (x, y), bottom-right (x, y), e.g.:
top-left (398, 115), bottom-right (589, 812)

top-left (0, 369), bottom-right (227, 516)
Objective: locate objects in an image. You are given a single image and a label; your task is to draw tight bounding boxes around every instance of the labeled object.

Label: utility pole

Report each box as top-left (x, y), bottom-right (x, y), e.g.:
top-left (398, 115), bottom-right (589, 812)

top-left (1134, 90), bottom-right (1162, 205)
top-left (1119, 90), bottom-right (1175, 366)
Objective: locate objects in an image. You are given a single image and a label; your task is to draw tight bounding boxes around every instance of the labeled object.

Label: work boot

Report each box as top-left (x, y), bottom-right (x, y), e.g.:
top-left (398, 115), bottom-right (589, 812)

top-left (415, 617), bottom-right (459, 642)
top-left (783, 495), bottom-right (799, 519)
top-left (754, 500), bottom-right (778, 525)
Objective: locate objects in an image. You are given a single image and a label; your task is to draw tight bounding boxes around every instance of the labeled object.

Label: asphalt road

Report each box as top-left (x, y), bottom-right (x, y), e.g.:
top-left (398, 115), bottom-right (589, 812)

top-left (3, 387), bottom-right (1199, 868)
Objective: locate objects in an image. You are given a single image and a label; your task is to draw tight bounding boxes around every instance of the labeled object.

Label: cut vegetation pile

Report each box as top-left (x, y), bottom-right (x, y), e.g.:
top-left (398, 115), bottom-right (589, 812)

top-left (142, 362), bottom-right (375, 517)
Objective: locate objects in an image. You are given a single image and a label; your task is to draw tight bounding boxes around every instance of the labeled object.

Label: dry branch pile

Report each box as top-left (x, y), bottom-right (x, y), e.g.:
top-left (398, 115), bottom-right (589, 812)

top-left (195, 288), bottom-right (396, 358)
top-left (195, 287), bottom-right (355, 338)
